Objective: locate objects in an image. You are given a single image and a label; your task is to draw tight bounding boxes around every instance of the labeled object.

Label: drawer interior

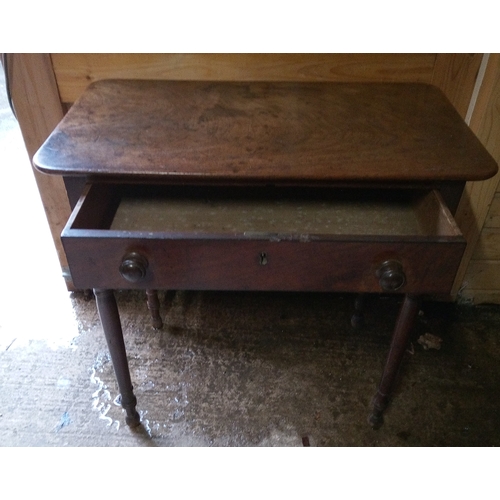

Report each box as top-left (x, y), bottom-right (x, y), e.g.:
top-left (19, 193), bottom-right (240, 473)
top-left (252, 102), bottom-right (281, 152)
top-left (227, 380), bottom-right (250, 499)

top-left (68, 184), bottom-right (462, 239)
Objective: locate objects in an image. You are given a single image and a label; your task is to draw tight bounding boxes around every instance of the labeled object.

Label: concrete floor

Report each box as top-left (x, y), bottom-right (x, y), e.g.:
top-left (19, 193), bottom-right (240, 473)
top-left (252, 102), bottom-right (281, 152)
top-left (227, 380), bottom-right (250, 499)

top-left (1, 68), bottom-right (500, 447)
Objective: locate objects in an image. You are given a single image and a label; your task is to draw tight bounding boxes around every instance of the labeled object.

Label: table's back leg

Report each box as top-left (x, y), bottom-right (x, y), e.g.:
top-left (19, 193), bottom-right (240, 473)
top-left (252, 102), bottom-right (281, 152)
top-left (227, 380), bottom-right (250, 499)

top-left (369, 294), bottom-right (420, 428)
top-left (351, 293), bottom-right (366, 329)
top-left (146, 289), bottom-right (163, 329)
top-left (94, 288), bottom-right (141, 427)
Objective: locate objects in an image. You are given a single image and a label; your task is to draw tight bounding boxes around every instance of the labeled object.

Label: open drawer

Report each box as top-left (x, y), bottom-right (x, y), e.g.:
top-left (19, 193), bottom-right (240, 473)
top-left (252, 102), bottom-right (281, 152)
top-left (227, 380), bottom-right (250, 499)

top-left (62, 184), bottom-right (466, 294)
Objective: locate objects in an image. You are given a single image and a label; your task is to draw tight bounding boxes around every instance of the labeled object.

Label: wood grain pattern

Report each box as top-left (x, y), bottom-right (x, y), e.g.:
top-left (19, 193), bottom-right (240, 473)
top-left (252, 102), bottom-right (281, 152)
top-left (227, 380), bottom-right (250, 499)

top-left (51, 53), bottom-right (437, 104)
top-left (62, 235), bottom-right (465, 294)
top-left (452, 54), bottom-right (500, 297)
top-left (33, 80), bottom-right (497, 183)
top-left (61, 183), bottom-right (465, 294)
top-left (472, 228), bottom-right (500, 260)
top-left (7, 54), bottom-right (72, 280)
top-left (11, 54), bottom-right (496, 297)
top-left (462, 261), bottom-right (500, 290)
top-left (431, 54), bottom-right (484, 119)
top-left (485, 194), bottom-right (500, 228)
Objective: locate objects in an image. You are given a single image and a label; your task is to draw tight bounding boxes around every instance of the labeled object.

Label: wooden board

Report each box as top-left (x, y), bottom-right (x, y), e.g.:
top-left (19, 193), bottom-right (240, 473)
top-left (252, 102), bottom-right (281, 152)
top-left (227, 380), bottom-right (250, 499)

top-left (6, 54), bottom-right (71, 280)
top-left (109, 188), bottom-right (458, 237)
top-left (51, 53), bottom-right (437, 104)
top-left (471, 228), bottom-right (500, 260)
top-left (431, 54), bottom-right (484, 119)
top-left (462, 261), bottom-right (500, 290)
top-left (33, 80), bottom-right (497, 183)
top-left (484, 194), bottom-right (500, 228)
top-left (452, 54), bottom-right (500, 297)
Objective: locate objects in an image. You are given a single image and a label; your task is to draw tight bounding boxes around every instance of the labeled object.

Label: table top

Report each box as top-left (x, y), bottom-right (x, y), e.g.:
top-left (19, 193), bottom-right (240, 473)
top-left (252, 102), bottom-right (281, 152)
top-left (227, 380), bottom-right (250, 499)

top-left (33, 79), bottom-right (498, 184)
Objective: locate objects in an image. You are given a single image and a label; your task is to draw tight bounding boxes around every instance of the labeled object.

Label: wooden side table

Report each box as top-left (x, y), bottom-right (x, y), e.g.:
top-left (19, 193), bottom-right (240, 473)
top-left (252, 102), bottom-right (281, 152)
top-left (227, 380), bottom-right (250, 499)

top-left (34, 80), bottom-right (498, 428)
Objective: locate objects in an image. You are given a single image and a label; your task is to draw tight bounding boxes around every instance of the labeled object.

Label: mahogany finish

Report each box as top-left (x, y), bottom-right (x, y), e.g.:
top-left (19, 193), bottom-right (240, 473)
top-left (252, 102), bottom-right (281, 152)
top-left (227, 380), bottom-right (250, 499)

top-left (94, 289), bottom-right (141, 427)
top-left (33, 80), bottom-right (497, 183)
top-left (33, 80), bottom-right (498, 429)
top-left (63, 232), bottom-right (465, 294)
top-left (146, 290), bottom-right (163, 330)
top-left (369, 294), bottom-right (420, 428)
top-left (61, 184), bottom-right (465, 294)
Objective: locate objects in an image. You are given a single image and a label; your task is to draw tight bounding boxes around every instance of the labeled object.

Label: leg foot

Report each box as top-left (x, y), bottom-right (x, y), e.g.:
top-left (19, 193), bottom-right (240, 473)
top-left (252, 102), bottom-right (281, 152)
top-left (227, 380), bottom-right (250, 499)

top-left (351, 294), bottom-right (366, 329)
top-left (369, 294), bottom-right (420, 426)
top-left (368, 409), bottom-right (384, 429)
top-left (116, 393), bottom-right (141, 427)
top-left (94, 289), bottom-right (140, 427)
top-left (126, 413), bottom-right (141, 428)
top-left (146, 289), bottom-right (163, 329)
top-left (368, 390), bottom-right (389, 429)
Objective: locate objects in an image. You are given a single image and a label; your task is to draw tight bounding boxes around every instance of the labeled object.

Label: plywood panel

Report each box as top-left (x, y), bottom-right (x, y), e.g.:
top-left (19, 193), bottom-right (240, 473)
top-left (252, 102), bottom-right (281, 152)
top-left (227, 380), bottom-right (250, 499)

top-left (51, 53), bottom-right (437, 104)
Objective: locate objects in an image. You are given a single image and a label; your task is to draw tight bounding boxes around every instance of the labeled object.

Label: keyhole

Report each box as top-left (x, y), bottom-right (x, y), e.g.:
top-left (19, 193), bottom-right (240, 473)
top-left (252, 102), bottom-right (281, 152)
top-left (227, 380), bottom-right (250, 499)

top-left (259, 252), bottom-right (268, 265)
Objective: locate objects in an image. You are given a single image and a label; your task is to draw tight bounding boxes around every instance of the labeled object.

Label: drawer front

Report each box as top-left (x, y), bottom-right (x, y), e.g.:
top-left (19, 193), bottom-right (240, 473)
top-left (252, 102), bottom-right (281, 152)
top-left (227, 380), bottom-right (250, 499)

top-left (62, 235), bottom-right (465, 294)
top-left (62, 183), bottom-right (466, 293)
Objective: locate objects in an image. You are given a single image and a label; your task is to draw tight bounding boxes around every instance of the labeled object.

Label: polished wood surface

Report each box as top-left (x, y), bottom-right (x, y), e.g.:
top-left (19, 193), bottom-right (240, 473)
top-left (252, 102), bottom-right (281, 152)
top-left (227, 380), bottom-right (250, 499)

top-left (369, 294), bottom-right (420, 427)
top-left (33, 80), bottom-right (497, 183)
top-left (94, 289), bottom-right (140, 427)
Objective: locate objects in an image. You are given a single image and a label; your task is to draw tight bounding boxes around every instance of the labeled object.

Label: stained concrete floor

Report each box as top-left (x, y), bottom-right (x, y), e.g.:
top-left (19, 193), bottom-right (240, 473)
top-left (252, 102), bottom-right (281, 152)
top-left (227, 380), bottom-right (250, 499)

top-left (1, 67), bottom-right (500, 448)
top-left (2, 287), bottom-right (500, 447)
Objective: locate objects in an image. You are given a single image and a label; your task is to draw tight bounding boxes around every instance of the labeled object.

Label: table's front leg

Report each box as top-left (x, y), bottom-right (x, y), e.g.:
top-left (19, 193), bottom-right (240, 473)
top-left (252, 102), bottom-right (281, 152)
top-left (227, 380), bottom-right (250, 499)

top-left (369, 294), bottom-right (420, 428)
top-left (94, 288), bottom-right (141, 427)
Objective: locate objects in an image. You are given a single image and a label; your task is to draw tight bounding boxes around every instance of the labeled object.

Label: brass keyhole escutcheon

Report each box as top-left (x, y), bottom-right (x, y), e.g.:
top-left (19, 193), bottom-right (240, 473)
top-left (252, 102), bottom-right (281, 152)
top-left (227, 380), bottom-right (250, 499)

top-left (259, 252), bottom-right (268, 265)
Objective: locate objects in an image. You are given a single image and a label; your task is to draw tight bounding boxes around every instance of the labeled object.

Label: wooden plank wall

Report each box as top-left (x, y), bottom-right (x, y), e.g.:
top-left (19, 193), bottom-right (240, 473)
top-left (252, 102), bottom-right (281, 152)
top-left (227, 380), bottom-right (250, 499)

top-left (52, 53), bottom-right (437, 104)
top-left (453, 54), bottom-right (500, 304)
top-left (12, 53), bottom-right (495, 296)
top-left (5, 54), bottom-right (70, 276)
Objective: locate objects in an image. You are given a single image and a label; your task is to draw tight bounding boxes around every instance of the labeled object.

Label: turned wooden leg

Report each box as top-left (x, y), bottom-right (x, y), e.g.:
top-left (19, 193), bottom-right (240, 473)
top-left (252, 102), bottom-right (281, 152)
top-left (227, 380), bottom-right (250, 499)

top-left (369, 294), bottom-right (420, 428)
top-left (146, 289), bottom-right (163, 329)
top-left (94, 289), bottom-right (141, 427)
top-left (351, 293), bottom-right (366, 329)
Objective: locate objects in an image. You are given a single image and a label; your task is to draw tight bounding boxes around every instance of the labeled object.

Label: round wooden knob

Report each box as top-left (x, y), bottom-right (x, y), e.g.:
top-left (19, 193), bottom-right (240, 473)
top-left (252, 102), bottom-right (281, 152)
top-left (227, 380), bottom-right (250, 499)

top-left (376, 260), bottom-right (406, 292)
top-left (119, 252), bottom-right (148, 282)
